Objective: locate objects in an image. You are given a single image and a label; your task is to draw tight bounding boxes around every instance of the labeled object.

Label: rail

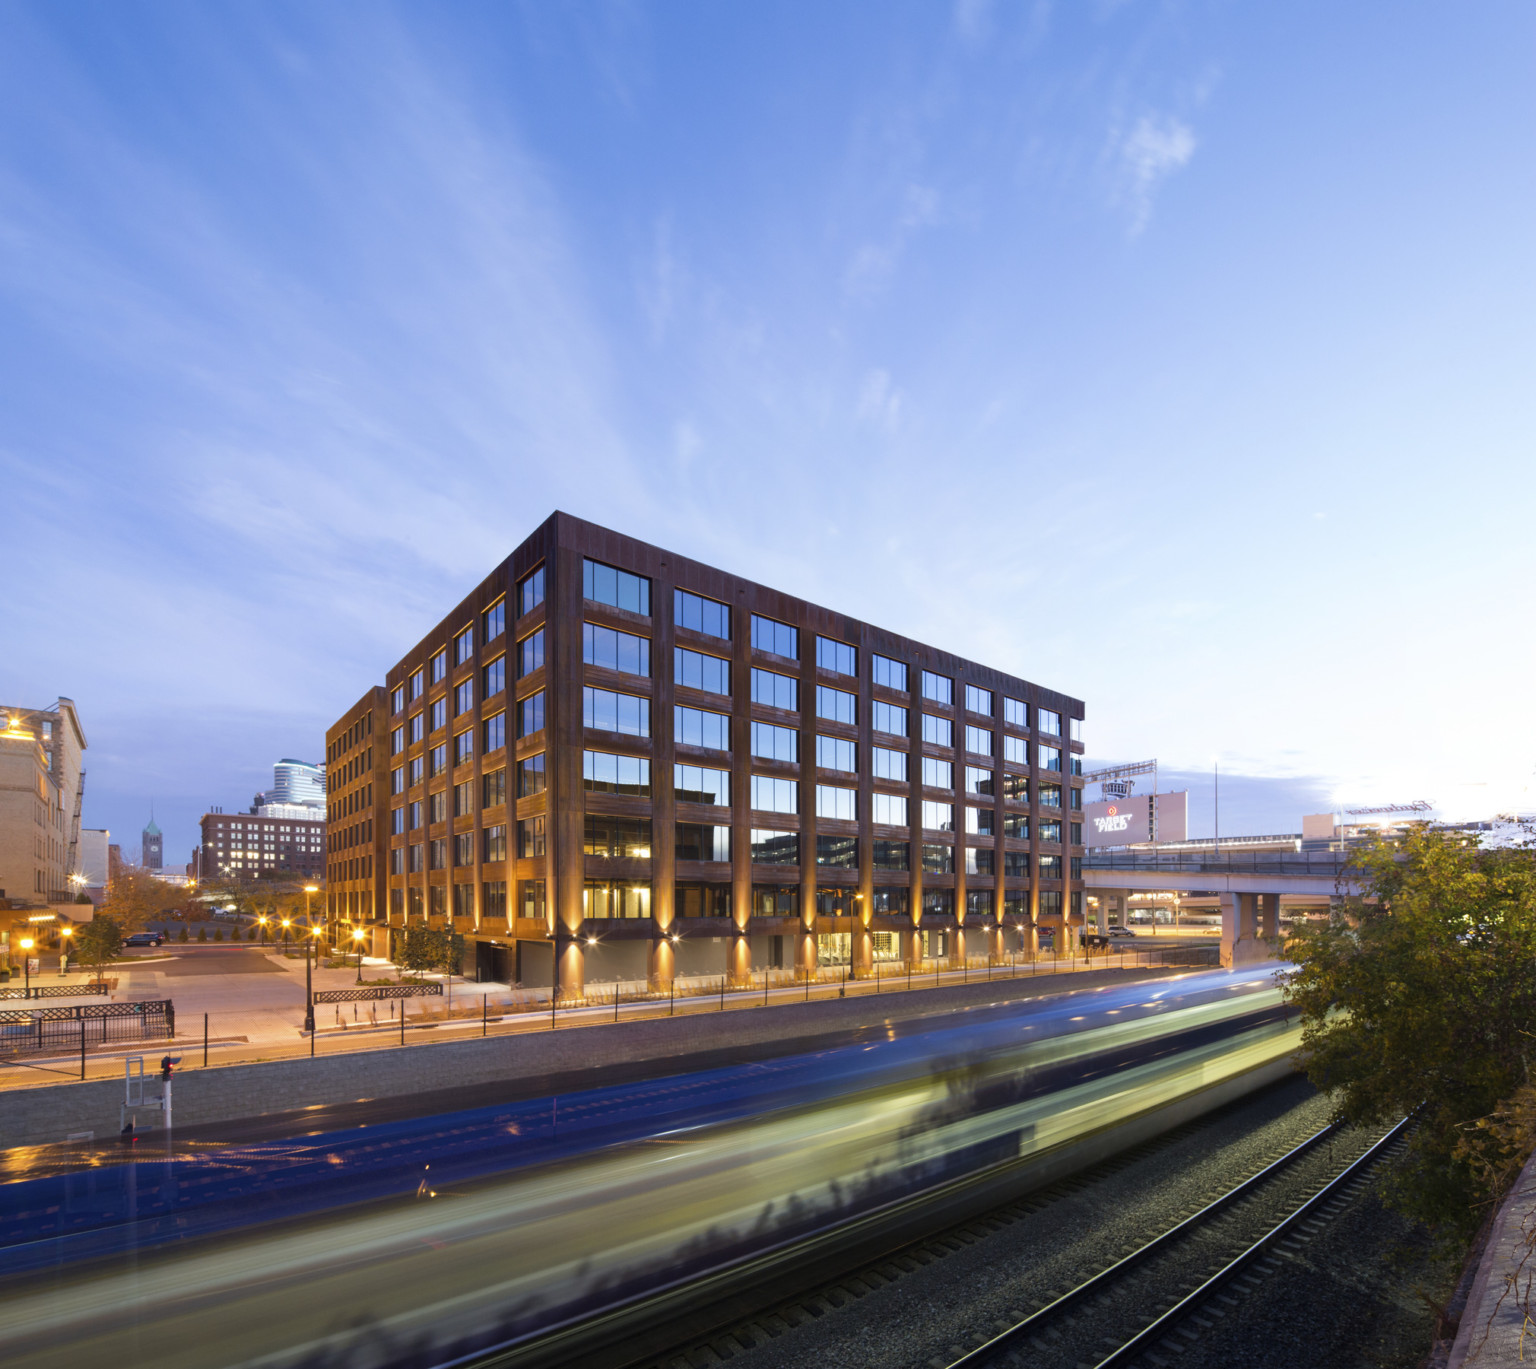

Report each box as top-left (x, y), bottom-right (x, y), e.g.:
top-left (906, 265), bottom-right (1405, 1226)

top-left (0, 1000), bottom-right (175, 1055)
top-left (312, 984), bottom-right (444, 1004)
top-left (1084, 849), bottom-right (1360, 876)
top-left (0, 982), bottom-right (109, 1001)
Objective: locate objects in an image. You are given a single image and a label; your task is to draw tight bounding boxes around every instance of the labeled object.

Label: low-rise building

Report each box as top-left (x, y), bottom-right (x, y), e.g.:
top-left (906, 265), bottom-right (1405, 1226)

top-left (0, 699), bottom-right (86, 905)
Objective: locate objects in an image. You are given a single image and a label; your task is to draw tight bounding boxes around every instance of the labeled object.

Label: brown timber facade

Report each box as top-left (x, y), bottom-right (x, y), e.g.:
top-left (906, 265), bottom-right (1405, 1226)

top-left (327, 512), bottom-right (1086, 999)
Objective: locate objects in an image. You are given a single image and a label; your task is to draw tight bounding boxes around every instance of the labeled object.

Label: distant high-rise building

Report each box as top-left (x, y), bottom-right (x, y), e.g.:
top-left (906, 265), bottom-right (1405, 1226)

top-left (142, 818), bottom-right (162, 870)
top-left (271, 759), bottom-right (325, 808)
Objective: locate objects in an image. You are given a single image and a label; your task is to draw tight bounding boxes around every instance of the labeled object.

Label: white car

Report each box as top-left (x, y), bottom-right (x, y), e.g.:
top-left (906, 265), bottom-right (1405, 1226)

top-left (1107, 926), bottom-right (1138, 938)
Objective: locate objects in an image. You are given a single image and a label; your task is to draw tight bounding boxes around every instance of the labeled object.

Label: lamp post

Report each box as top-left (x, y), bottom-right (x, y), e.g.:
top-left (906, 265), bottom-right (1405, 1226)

top-left (59, 924), bottom-right (73, 974)
top-left (304, 923), bottom-right (318, 1035)
top-left (281, 917), bottom-right (291, 947)
top-left (19, 936), bottom-right (33, 999)
top-left (303, 884), bottom-right (320, 955)
top-left (258, 915), bottom-right (269, 946)
top-left (353, 927), bottom-right (366, 984)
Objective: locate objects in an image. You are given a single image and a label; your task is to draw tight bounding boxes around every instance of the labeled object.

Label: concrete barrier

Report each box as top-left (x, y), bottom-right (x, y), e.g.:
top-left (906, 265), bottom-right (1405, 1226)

top-left (1445, 1149), bottom-right (1536, 1368)
top-left (0, 966), bottom-right (1191, 1148)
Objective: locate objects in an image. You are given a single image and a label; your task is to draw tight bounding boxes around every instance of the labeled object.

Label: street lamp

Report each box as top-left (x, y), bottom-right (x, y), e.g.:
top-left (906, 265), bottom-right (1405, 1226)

top-left (59, 925), bottom-right (73, 974)
top-left (281, 917), bottom-right (291, 947)
top-left (303, 884), bottom-right (319, 952)
top-left (258, 915), bottom-right (269, 945)
top-left (18, 936), bottom-right (33, 999)
top-left (303, 922), bottom-right (320, 1035)
top-left (352, 927), bottom-right (366, 984)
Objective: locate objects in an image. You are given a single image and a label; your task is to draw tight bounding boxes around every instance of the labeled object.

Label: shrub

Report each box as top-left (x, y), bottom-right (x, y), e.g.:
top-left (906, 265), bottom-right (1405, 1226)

top-left (177, 926), bottom-right (189, 943)
top-left (196, 926), bottom-right (207, 942)
top-left (213, 928), bottom-right (223, 942)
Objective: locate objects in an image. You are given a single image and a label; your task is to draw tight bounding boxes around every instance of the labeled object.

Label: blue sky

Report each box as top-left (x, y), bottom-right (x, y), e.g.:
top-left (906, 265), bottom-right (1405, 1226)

top-left (2, 2), bottom-right (1532, 866)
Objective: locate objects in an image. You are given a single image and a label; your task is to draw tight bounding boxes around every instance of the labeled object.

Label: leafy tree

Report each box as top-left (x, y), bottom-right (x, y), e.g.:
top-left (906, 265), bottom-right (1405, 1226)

top-left (99, 868), bottom-right (171, 931)
top-left (394, 925), bottom-right (464, 978)
top-left (76, 915), bottom-right (124, 973)
top-left (1283, 828), bottom-right (1536, 1231)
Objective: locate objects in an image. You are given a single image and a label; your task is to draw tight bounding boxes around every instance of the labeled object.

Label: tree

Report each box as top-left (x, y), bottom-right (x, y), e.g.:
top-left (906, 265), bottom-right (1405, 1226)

top-left (394, 925), bottom-right (464, 978)
top-left (99, 867), bottom-right (188, 931)
top-left (75, 915), bottom-right (124, 974)
top-left (1282, 827), bottom-right (1536, 1231)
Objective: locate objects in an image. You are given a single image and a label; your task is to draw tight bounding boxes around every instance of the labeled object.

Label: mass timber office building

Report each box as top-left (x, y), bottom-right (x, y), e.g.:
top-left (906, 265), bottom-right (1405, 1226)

top-left (326, 513), bottom-right (1086, 998)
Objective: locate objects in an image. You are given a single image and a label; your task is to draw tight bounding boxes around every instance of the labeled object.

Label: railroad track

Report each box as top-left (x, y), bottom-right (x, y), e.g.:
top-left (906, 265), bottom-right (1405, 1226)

top-left (616, 1103), bottom-right (1408, 1369)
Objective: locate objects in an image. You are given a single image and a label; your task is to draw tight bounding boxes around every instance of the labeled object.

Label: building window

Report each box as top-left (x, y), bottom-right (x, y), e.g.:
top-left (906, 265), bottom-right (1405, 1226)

top-left (675, 705), bottom-right (731, 752)
top-left (409, 714), bottom-right (425, 744)
top-left (1003, 851), bottom-right (1030, 878)
top-left (816, 685), bottom-right (857, 725)
top-left (583, 686), bottom-right (649, 736)
top-left (583, 623), bottom-right (650, 676)
top-left (483, 712), bottom-right (507, 753)
top-left (427, 790), bottom-right (447, 825)
top-left (453, 780), bottom-right (473, 818)
top-left (584, 814), bottom-right (652, 858)
top-left (1004, 697), bottom-right (1027, 729)
top-left (518, 753), bottom-right (546, 797)
top-left (1071, 787), bottom-right (1082, 811)
top-left (676, 883), bottom-right (732, 917)
top-left (583, 558), bottom-right (650, 615)
top-left (816, 735), bottom-right (856, 772)
top-left (966, 848), bottom-right (995, 876)
top-left (391, 767), bottom-right (405, 796)
top-left (429, 838), bottom-right (447, 870)
top-left (750, 614), bottom-right (798, 659)
top-left (816, 785), bottom-right (857, 820)
top-left (518, 629), bottom-right (545, 677)
top-left (390, 848), bottom-right (405, 875)
top-left (521, 879), bottom-right (546, 922)
top-left (750, 721), bottom-right (798, 763)
top-left (965, 766), bottom-right (994, 796)
top-left (429, 698), bottom-right (447, 733)
top-left (1040, 819), bottom-right (1062, 843)
top-left (483, 881), bottom-right (507, 919)
top-left (750, 830), bottom-right (800, 865)
top-left (519, 567), bottom-right (545, 616)
top-left (872, 747), bottom-right (908, 783)
top-left (872, 840), bottom-right (909, 871)
top-left (816, 636), bottom-right (856, 676)
top-left (429, 650), bottom-right (448, 685)
top-left (675, 765), bottom-right (730, 806)
top-left (1039, 745), bottom-right (1062, 771)
top-left (453, 833), bottom-right (473, 867)
top-left (1070, 717), bottom-right (1082, 743)
top-left (816, 834), bottom-right (858, 868)
top-left (965, 684), bottom-right (993, 716)
top-left (1040, 784), bottom-right (1062, 809)
top-left (519, 814), bottom-right (546, 857)
top-left (484, 599), bottom-right (506, 643)
top-left (449, 731), bottom-right (471, 767)
top-left (583, 750), bottom-right (650, 796)
top-left (1071, 755), bottom-right (1083, 777)
top-left (966, 806), bottom-right (995, 835)
top-left (753, 885), bottom-right (799, 917)
top-left (409, 757), bottom-right (424, 787)
top-left (391, 726), bottom-right (404, 756)
top-left (676, 823), bottom-right (730, 862)
top-left (751, 668), bottom-right (798, 711)
top-left (1002, 773), bottom-right (1029, 803)
top-left (751, 775), bottom-right (798, 813)
top-left (518, 691), bottom-right (546, 738)
top-left (409, 668), bottom-right (424, 700)
top-left (583, 881), bottom-right (651, 919)
top-left (391, 686), bottom-right (405, 715)
top-left (965, 725), bottom-right (993, 756)
top-left (1003, 813), bottom-right (1029, 840)
top-left (921, 800), bottom-right (954, 832)
top-left (428, 744), bottom-right (448, 777)
top-left (922, 757), bottom-right (953, 790)
top-left (1071, 822), bottom-right (1082, 845)
top-left (674, 588), bottom-right (730, 639)
top-left (483, 825), bottom-right (508, 862)
top-left (408, 844), bottom-right (423, 873)
top-left (391, 807), bottom-right (405, 835)
top-left (870, 701), bottom-right (907, 737)
top-left (872, 654), bottom-right (908, 693)
top-left (482, 767), bottom-right (506, 808)
top-left (921, 671), bottom-right (953, 705)
top-left (455, 625), bottom-right (474, 667)
top-left (967, 889), bottom-right (994, 918)
top-left (483, 656), bottom-right (506, 700)
top-left (454, 680), bottom-right (473, 716)
top-left (1039, 854), bottom-right (1062, 878)
top-left (922, 714), bottom-right (953, 748)
top-left (1038, 709), bottom-right (1062, 736)
top-left (922, 845), bottom-right (954, 875)
top-left (1003, 735), bottom-right (1027, 766)
top-left (675, 647), bottom-right (730, 696)
top-left (871, 792), bottom-right (908, 826)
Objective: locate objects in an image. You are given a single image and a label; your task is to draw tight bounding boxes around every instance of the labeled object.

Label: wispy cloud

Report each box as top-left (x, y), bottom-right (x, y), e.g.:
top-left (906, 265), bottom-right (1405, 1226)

top-left (1116, 113), bottom-right (1196, 233)
top-left (855, 368), bottom-right (903, 431)
top-left (843, 184), bottom-right (941, 299)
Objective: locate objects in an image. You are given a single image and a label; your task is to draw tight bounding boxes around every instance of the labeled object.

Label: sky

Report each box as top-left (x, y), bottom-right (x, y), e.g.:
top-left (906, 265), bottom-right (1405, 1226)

top-left (1, 1), bottom-right (1532, 866)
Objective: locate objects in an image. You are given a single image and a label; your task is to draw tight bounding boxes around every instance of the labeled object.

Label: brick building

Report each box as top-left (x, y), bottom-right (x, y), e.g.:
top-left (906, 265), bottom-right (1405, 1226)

top-left (197, 810), bottom-right (325, 883)
top-left (328, 512), bottom-right (1085, 998)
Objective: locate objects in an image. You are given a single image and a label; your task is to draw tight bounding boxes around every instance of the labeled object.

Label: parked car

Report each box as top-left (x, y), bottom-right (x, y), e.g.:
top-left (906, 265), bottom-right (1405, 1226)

top-left (1108, 926), bottom-right (1138, 938)
top-left (125, 931), bottom-right (164, 947)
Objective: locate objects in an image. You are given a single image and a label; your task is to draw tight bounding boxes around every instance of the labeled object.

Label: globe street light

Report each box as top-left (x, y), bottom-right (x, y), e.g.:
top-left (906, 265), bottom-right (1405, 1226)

top-left (304, 923), bottom-right (319, 1035)
top-left (18, 936), bottom-right (34, 998)
top-left (352, 926), bottom-right (366, 984)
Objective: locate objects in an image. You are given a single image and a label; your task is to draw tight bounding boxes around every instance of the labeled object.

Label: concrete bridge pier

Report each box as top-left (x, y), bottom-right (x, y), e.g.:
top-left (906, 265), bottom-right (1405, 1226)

top-left (1220, 891), bottom-right (1266, 968)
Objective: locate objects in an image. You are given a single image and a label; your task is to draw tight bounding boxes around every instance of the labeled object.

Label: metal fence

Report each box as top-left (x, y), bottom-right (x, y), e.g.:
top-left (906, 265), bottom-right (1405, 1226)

top-left (0, 1000), bottom-right (174, 1054)
top-left (0, 982), bottom-right (110, 1002)
top-left (313, 984), bottom-right (444, 1004)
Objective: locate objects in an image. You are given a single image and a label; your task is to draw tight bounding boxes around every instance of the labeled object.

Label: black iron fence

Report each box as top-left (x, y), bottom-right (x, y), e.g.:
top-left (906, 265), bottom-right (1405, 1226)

top-left (0, 1000), bottom-right (174, 1055)
top-left (313, 984), bottom-right (444, 1004)
top-left (0, 983), bottom-right (110, 1002)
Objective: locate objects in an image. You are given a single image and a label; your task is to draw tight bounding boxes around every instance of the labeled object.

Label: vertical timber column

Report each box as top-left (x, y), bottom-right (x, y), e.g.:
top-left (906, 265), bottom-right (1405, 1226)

top-left (951, 691), bottom-right (967, 969)
top-left (854, 627), bottom-right (874, 979)
top-left (1028, 706), bottom-right (1042, 956)
top-left (731, 588), bottom-right (752, 983)
top-left (907, 678), bottom-right (924, 969)
top-left (653, 559), bottom-right (677, 984)
top-left (798, 626), bottom-right (817, 983)
top-left (552, 531), bottom-right (587, 1003)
